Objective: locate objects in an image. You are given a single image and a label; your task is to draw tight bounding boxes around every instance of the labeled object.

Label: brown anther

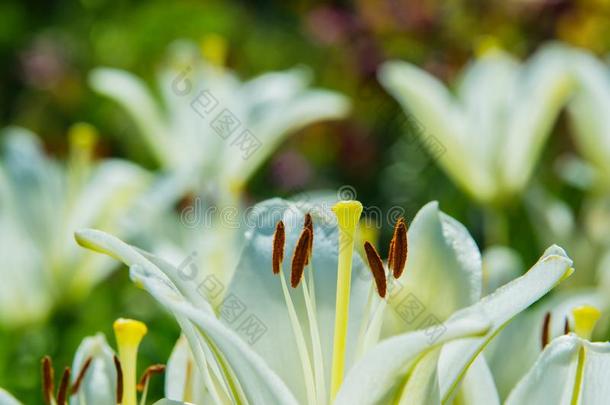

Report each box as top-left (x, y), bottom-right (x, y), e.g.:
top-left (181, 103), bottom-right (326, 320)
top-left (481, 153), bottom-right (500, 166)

top-left (364, 242), bottom-right (387, 298)
top-left (291, 228), bottom-right (312, 288)
top-left (41, 356), bottom-right (55, 405)
top-left (389, 218), bottom-right (408, 279)
top-left (70, 357), bottom-right (93, 395)
top-left (541, 312), bottom-right (551, 349)
top-left (137, 364), bottom-right (166, 391)
top-left (113, 355), bottom-right (123, 404)
top-left (564, 317), bottom-right (570, 335)
top-left (272, 221), bottom-right (286, 275)
top-left (303, 213), bottom-right (314, 265)
top-left (56, 367), bottom-right (71, 405)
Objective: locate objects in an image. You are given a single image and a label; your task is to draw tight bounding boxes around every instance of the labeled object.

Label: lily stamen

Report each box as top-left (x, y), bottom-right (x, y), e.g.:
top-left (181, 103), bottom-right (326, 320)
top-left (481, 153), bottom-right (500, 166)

top-left (272, 220), bottom-right (317, 405)
top-left (113, 355), bottom-right (123, 404)
top-left (296, 213), bottom-right (326, 404)
top-left (70, 357), bottom-right (92, 395)
top-left (389, 218), bottom-right (408, 279)
top-left (272, 221), bottom-right (285, 275)
top-left (41, 356), bottom-right (55, 405)
top-left (136, 364), bottom-right (166, 392)
top-left (541, 312), bottom-right (551, 349)
top-left (56, 367), bottom-right (71, 405)
top-left (137, 364), bottom-right (166, 405)
top-left (291, 228), bottom-right (312, 288)
top-left (363, 241), bottom-right (387, 298)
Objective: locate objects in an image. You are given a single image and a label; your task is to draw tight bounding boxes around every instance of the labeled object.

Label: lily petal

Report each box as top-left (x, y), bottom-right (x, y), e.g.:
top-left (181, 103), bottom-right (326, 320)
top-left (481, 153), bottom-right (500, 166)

top-left (335, 312), bottom-right (490, 405)
top-left (69, 333), bottom-right (116, 405)
top-left (438, 245), bottom-right (574, 403)
top-left (0, 389), bottom-right (22, 405)
top-left (384, 201), bottom-right (482, 337)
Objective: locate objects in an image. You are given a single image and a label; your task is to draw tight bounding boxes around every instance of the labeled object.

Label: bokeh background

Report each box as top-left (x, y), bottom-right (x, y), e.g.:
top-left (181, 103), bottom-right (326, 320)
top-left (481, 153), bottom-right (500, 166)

top-left (2, 0), bottom-right (610, 402)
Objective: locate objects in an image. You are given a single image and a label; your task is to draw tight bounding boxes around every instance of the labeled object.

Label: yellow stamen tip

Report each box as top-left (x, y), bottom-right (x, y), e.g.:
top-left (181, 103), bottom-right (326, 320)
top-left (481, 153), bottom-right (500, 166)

top-left (572, 305), bottom-right (601, 340)
top-left (113, 318), bottom-right (148, 347)
top-left (69, 122), bottom-right (98, 151)
top-left (200, 33), bottom-right (228, 67)
top-left (475, 35), bottom-right (503, 57)
top-left (332, 200), bottom-right (363, 236)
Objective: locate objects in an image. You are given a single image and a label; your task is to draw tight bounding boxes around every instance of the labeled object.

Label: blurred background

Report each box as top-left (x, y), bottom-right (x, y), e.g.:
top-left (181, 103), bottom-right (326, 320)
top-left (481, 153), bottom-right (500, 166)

top-left (2, 0), bottom-right (610, 402)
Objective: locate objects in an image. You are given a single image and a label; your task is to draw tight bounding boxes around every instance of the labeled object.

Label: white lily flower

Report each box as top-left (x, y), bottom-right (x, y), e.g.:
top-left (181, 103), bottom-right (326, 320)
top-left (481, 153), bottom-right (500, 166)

top-left (0, 126), bottom-right (153, 327)
top-left (486, 289), bottom-right (605, 400)
top-left (0, 318), bottom-right (173, 405)
top-left (379, 44), bottom-right (573, 204)
top-left (75, 198), bottom-right (573, 404)
top-left (89, 39), bottom-right (349, 203)
top-left (564, 47), bottom-right (610, 190)
top-left (506, 305), bottom-right (610, 404)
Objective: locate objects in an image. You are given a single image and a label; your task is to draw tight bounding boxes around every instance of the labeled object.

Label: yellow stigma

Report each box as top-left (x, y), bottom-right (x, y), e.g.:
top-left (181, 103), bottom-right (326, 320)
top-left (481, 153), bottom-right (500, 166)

top-left (332, 201), bottom-right (363, 237)
top-left (114, 318), bottom-right (147, 405)
top-left (200, 33), bottom-right (228, 67)
top-left (330, 200), bottom-right (363, 401)
top-left (572, 305), bottom-right (601, 340)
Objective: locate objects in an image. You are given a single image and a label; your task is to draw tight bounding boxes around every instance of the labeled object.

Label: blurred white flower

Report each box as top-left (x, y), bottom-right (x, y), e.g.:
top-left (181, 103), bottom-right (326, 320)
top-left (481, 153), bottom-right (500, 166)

top-left (506, 306), bottom-right (610, 405)
top-left (89, 39), bottom-right (349, 204)
top-left (0, 126), bottom-right (153, 327)
top-left (379, 44), bottom-right (573, 204)
top-left (76, 198), bottom-right (573, 404)
top-left (0, 318), bottom-right (172, 405)
top-left (564, 47), bottom-right (610, 190)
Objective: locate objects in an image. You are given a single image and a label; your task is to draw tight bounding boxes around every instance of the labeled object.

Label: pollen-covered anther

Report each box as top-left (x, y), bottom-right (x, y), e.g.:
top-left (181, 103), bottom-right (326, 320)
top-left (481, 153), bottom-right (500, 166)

top-left (389, 218), bottom-right (408, 279)
top-left (56, 367), bottom-right (71, 405)
top-left (363, 242), bottom-right (387, 298)
top-left (272, 221), bottom-right (286, 275)
top-left (541, 312), bottom-right (551, 349)
top-left (113, 355), bottom-right (124, 404)
top-left (137, 364), bottom-right (166, 391)
top-left (70, 356), bottom-right (93, 395)
top-left (303, 213), bottom-right (314, 265)
top-left (41, 356), bottom-right (55, 405)
top-left (291, 228), bottom-right (312, 288)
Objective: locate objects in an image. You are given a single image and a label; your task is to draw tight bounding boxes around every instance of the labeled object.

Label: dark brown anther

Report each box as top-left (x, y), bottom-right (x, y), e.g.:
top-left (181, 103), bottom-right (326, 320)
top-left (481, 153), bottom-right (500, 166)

top-left (41, 356), bottom-right (55, 405)
top-left (113, 355), bottom-right (123, 404)
top-left (364, 242), bottom-right (387, 298)
top-left (291, 228), bottom-right (312, 288)
top-left (541, 312), bottom-right (551, 349)
top-left (70, 357), bottom-right (93, 395)
top-left (389, 218), bottom-right (408, 279)
top-left (303, 213), bottom-right (314, 265)
top-left (272, 221), bottom-right (286, 275)
top-left (56, 367), bottom-right (71, 405)
top-left (564, 317), bottom-right (570, 335)
top-left (137, 364), bottom-right (166, 391)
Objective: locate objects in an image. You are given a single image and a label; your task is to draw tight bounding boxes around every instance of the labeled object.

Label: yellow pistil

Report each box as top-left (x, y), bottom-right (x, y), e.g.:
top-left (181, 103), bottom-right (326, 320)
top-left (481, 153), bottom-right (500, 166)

top-left (330, 200), bottom-right (363, 401)
top-left (114, 318), bottom-right (148, 405)
top-left (572, 305), bottom-right (601, 340)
